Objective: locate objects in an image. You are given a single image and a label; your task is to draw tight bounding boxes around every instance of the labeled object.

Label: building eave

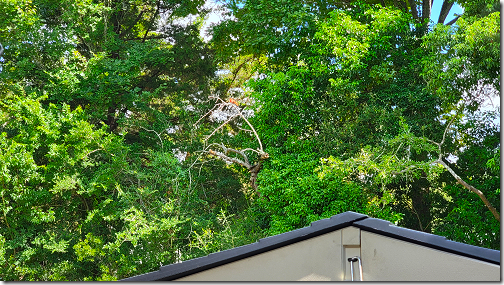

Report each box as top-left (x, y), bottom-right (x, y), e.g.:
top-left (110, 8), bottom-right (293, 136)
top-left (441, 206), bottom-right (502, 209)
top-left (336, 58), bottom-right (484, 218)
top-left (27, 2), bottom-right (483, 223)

top-left (120, 211), bottom-right (500, 281)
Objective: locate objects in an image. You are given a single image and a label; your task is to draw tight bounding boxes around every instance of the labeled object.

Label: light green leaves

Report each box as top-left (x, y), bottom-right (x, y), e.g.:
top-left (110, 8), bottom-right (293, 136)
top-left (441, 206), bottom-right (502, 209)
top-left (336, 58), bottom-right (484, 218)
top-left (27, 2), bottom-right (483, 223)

top-left (73, 233), bottom-right (105, 262)
top-left (32, 231), bottom-right (70, 253)
top-left (315, 10), bottom-right (369, 70)
top-left (422, 11), bottom-right (500, 105)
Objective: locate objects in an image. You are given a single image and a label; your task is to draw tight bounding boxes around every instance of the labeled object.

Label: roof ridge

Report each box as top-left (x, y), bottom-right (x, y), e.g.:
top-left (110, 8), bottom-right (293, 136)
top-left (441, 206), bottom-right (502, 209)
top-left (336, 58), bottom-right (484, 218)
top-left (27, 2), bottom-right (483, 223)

top-left (119, 211), bottom-right (500, 281)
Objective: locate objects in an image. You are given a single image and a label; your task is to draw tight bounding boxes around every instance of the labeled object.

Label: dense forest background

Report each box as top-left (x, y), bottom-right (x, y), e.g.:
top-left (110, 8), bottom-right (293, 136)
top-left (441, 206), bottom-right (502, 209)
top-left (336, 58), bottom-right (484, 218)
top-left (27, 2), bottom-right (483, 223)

top-left (0, 0), bottom-right (500, 280)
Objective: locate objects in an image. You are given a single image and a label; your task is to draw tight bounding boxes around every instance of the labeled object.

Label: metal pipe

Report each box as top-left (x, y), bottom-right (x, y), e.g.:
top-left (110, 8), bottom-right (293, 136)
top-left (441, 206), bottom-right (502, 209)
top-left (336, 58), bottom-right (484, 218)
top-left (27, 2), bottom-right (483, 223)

top-left (348, 257), bottom-right (355, 281)
top-left (348, 256), bottom-right (363, 281)
top-left (356, 256), bottom-right (363, 281)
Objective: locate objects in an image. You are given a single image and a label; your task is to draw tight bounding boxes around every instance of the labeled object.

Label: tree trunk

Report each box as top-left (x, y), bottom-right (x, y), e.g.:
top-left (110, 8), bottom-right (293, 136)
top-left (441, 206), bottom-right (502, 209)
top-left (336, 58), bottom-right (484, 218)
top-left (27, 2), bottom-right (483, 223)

top-left (422, 0), bottom-right (432, 21)
top-left (107, 105), bottom-right (119, 132)
top-left (407, 0), bottom-right (419, 20)
top-left (438, 0), bottom-right (454, 24)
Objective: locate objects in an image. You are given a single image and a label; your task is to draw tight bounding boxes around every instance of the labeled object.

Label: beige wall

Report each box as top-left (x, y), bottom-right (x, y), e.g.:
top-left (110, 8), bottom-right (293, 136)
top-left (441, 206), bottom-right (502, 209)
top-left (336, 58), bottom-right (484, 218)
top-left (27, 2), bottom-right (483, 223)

top-left (175, 227), bottom-right (500, 281)
top-left (360, 231), bottom-right (500, 281)
top-left (176, 227), bottom-right (362, 281)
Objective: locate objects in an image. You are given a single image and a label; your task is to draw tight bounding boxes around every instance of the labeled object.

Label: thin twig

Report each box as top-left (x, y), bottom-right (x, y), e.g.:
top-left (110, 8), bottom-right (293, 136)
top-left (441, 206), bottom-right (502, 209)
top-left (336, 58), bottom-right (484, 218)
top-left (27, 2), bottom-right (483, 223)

top-left (391, 165), bottom-right (418, 175)
top-left (240, 110), bottom-right (263, 152)
top-left (139, 126), bottom-right (164, 150)
top-left (439, 115), bottom-right (457, 152)
top-left (241, 148), bottom-right (261, 155)
top-left (193, 104), bottom-right (220, 126)
top-left (83, 148), bottom-right (103, 159)
top-left (204, 114), bottom-right (239, 141)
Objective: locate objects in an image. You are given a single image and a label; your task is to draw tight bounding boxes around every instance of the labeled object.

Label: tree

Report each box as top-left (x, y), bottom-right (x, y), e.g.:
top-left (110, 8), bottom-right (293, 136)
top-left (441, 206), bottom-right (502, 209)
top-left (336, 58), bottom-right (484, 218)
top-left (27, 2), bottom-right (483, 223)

top-left (0, 0), bottom-right (247, 280)
top-left (210, 0), bottom-right (499, 247)
top-left (0, 92), bottom-right (181, 280)
top-left (320, 107), bottom-right (499, 246)
top-left (1, 0), bottom-right (215, 135)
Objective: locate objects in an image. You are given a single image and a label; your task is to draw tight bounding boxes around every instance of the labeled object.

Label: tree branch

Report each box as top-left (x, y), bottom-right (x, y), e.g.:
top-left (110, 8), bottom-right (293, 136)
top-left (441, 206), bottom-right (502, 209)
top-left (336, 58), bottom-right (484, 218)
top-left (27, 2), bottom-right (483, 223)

top-left (123, 35), bottom-right (166, 41)
top-left (438, 0), bottom-right (454, 24)
top-left (194, 98), bottom-right (269, 193)
top-left (226, 147), bottom-right (251, 166)
top-left (436, 159), bottom-right (500, 222)
top-left (138, 125), bottom-right (164, 150)
top-left (391, 165), bottom-right (418, 175)
top-left (142, 4), bottom-right (160, 43)
top-left (407, 199), bottom-right (424, 231)
top-left (206, 143), bottom-right (251, 167)
top-left (204, 113), bottom-right (239, 141)
top-left (426, 113), bottom-right (500, 222)
top-left (207, 148), bottom-right (251, 169)
top-left (119, 9), bottom-right (147, 39)
top-left (446, 14), bottom-right (460, 25)
top-left (204, 96), bottom-right (264, 152)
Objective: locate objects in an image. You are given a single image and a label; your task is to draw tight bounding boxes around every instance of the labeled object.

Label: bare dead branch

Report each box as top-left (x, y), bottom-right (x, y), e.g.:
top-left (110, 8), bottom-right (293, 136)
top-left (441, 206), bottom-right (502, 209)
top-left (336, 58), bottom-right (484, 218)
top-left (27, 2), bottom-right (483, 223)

top-left (240, 110), bottom-right (263, 152)
top-left (193, 103), bottom-right (220, 126)
top-left (204, 143), bottom-right (251, 166)
top-left (204, 114), bottom-right (239, 141)
top-left (198, 96), bottom-right (264, 152)
top-left (226, 148), bottom-right (251, 166)
top-left (236, 126), bottom-right (254, 134)
top-left (439, 115), bottom-right (457, 152)
top-left (139, 126), bottom-right (164, 149)
top-left (436, 159), bottom-right (500, 222)
top-left (426, 112), bottom-right (500, 222)
top-left (208, 148), bottom-right (251, 169)
top-left (192, 97), bottom-right (269, 193)
top-left (241, 148), bottom-right (261, 155)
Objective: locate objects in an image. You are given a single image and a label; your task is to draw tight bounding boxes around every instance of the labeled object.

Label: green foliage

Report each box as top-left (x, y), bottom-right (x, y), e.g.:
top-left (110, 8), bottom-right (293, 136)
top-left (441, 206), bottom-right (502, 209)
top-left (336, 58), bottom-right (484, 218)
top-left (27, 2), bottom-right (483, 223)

top-left (255, 150), bottom-right (402, 236)
top-left (433, 184), bottom-right (500, 250)
top-left (0, 94), bottom-right (198, 280)
top-left (244, 5), bottom-right (440, 160)
top-left (209, 0), bottom-right (499, 252)
top-left (318, 114), bottom-right (500, 247)
top-left (0, 0), bottom-right (499, 281)
top-left (422, 12), bottom-right (500, 107)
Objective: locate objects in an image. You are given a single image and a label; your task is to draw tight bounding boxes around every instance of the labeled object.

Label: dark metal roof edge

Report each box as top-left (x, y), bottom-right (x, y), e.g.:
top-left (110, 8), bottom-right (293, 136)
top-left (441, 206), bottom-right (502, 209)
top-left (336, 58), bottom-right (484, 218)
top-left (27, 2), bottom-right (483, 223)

top-left (353, 217), bottom-right (500, 265)
top-left (119, 211), bottom-right (368, 281)
top-left (120, 212), bottom-right (500, 281)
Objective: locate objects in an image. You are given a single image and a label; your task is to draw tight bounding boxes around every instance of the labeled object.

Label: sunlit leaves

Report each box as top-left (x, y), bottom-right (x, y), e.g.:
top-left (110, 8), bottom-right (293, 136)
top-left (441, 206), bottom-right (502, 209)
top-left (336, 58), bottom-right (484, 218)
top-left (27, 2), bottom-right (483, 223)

top-left (422, 11), bottom-right (500, 106)
top-left (315, 10), bottom-right (369, 69)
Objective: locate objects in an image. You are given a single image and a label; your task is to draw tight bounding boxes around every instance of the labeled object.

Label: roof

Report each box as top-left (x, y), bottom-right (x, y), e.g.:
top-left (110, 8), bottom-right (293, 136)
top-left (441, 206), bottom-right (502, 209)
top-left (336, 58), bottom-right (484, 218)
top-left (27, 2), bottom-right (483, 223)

top-left (120, 211), bottom-right (500, 281)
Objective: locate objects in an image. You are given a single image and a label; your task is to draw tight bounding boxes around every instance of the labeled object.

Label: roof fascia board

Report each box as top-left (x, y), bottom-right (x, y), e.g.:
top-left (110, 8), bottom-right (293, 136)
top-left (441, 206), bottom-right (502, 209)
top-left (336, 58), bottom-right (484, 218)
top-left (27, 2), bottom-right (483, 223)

top-left (120, 211), bottom-right (500, 281)
top-left (353, 217), bottom-right (500, 265)
top-left (120, 211), bottom-right (368, 281)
